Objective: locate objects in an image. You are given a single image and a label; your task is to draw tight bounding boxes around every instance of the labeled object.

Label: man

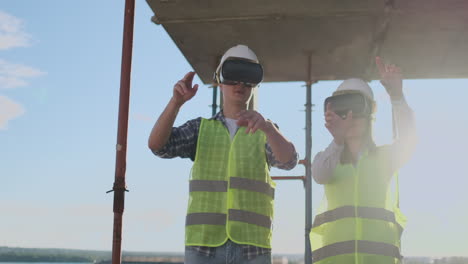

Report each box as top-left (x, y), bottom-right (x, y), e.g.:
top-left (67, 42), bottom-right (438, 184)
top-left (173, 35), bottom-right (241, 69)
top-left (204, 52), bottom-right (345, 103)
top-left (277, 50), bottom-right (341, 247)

top-left (148, 44), bottom-right (298, 264)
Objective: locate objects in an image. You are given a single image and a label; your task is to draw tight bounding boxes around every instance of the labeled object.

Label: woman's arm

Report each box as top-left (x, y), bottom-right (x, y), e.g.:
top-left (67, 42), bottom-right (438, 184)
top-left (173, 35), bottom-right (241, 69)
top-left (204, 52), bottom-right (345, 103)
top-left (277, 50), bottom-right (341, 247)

top-left (376, 57), bottom-right (417, 172)
top-left (312, 141), bottom-right (344, 184)
top-left (389, 97), bottom-right (417, 171)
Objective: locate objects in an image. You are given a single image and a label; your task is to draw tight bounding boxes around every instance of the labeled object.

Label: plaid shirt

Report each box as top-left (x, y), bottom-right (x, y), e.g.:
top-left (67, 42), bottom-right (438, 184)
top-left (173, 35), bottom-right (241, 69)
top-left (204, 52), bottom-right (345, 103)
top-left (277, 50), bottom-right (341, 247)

top-left (153, 111), bottom-right (298, 259)
top-left (153, 111), bottom-right (298, 169)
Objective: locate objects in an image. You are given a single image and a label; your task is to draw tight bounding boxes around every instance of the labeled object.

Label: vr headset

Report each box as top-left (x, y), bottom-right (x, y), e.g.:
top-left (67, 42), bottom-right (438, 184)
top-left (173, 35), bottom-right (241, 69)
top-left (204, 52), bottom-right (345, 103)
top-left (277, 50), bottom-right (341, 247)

top-left (324, 93), bottom-right (372, 119)
top-left (215, 58), bottom-right (263, 87)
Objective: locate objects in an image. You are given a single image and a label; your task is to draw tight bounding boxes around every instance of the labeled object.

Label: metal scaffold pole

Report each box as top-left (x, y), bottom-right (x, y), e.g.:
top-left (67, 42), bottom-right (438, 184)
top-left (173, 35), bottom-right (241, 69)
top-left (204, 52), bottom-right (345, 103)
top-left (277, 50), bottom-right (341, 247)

top-left (304, 55), bottom-right (313, 264)
top-left (211, 85), bottom-right (218, 116)
top-left (110, 0), bottom-right (135, 264)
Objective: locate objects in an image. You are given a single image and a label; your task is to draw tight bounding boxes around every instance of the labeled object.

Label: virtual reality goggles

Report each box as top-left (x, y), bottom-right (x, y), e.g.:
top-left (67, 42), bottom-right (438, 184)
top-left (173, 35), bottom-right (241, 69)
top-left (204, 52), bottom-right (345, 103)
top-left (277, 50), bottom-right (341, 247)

top-left (215, 58), bottom-right (263, 87)
top-left (324, 93), bottom-right (373, 119)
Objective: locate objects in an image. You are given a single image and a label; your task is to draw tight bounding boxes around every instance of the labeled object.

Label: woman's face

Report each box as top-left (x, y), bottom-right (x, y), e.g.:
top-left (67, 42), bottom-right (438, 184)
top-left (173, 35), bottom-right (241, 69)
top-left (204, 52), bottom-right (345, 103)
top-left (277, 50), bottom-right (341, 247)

top-left (346, 117), bottom-right (368, 139)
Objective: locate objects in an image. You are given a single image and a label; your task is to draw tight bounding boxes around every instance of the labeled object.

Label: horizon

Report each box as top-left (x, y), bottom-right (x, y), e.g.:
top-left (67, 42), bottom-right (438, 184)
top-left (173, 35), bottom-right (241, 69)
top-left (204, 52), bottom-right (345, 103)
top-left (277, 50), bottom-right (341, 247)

top-left (1, 245), bottom-right (465, 259)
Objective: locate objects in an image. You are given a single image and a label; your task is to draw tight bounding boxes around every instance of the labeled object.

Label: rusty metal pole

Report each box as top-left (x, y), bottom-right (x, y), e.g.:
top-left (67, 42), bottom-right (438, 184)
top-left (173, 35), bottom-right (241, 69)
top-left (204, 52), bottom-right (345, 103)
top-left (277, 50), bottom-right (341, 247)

top-left (304, 55), bottom-right (313, 264)
top-left (110, 0), bottom-right (135, 264)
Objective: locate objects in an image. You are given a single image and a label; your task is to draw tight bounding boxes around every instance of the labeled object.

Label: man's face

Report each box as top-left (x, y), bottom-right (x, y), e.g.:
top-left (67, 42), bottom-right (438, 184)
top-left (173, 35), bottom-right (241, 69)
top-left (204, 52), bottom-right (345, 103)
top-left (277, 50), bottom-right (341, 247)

top-left (220, 82), bottom-right (254, 105)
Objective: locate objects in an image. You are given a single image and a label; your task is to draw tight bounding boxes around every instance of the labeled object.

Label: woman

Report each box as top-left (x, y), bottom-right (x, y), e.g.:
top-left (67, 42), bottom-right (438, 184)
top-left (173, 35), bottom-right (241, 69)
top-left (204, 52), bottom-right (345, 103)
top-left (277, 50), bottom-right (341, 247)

top-left (310, 57), bottom-right (417, 264)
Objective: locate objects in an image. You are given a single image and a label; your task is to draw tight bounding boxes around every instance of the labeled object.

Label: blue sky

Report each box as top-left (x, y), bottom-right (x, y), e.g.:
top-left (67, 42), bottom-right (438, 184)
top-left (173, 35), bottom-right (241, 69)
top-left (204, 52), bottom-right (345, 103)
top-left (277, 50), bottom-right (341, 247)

top-left (1, 0), bottom-right (467, 257)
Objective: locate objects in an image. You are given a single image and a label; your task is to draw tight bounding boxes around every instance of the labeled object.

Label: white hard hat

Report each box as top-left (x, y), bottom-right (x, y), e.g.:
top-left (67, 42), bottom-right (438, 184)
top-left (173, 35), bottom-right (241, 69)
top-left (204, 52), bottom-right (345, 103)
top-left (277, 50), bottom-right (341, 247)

top-left (334, 78), bottom-right (374, 101)
top-left (216, 44), bottom-right (259, 74)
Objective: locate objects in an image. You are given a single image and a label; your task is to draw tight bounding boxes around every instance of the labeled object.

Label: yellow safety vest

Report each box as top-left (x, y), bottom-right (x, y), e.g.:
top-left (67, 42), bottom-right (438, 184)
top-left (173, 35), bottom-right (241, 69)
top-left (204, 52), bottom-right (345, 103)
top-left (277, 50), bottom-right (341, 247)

top-left (311, 147), bottom-right (406, 264)
top-left (185, 118), bottom-right (276, 248)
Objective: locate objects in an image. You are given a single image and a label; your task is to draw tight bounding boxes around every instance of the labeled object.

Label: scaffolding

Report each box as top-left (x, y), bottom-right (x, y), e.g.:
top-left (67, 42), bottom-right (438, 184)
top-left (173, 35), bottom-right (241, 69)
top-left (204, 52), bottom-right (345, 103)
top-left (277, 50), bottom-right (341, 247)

top-left (109, 0), bottom-right (468, 263)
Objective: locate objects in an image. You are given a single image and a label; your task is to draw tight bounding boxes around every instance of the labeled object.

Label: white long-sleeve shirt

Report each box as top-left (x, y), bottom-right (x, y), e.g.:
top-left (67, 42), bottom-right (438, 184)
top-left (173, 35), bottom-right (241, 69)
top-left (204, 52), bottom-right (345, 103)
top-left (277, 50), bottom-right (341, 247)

top-left (312, 97), bottom-right (417, 184)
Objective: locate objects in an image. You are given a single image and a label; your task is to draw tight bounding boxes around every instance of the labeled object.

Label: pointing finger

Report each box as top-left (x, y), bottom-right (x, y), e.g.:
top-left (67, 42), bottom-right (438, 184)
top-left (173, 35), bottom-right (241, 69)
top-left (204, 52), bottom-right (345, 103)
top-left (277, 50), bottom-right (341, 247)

top-left (251, 119), bottom-right (261, 134)
top-left (181, 71), bottom-right (192, 81)
top-left (186, 71), bottom-right (196, 84)
top-left (182, 71), bottom-right (195, 84)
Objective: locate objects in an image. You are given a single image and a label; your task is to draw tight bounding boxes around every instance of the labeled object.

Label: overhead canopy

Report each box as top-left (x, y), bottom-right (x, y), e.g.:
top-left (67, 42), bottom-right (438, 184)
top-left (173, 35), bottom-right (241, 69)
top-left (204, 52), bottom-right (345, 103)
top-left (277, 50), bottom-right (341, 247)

top-left (146, 0), bottom-right (468, 84)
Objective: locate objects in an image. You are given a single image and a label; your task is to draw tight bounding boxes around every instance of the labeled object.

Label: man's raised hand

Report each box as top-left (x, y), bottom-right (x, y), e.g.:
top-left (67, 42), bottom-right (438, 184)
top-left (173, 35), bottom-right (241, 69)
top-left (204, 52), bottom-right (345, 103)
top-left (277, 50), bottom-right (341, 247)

top-left (172, 71), bottom-right (199, 106)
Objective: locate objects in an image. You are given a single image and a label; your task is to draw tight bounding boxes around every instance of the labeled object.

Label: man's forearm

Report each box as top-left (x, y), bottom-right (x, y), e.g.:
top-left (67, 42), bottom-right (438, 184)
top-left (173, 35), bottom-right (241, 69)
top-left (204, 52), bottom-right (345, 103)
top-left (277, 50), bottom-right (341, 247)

top-left (263, 121), bottom-right (296, 164)
top-left (148, 98), bottom-right (182, 151)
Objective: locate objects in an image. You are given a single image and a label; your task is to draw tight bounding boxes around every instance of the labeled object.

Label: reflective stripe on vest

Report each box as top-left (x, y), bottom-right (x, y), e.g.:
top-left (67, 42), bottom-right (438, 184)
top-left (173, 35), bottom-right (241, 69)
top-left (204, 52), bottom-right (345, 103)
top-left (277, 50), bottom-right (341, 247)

top-left (230, 177), bottom-right (275, 198)
top-left (186, 212), bottom-right (226, 226)
top-left (312, 240), bottom-right (402, 262)
top-left (228, 209), bottom-right (272, 229)
top-left (313, 205), bottom-right (404, 233)
top-left (186, 210), bottom-right (271, 229)
top-left (189, 180), bottom-right (228, 192)
top-left (189, 178), bottom-right (274, 198)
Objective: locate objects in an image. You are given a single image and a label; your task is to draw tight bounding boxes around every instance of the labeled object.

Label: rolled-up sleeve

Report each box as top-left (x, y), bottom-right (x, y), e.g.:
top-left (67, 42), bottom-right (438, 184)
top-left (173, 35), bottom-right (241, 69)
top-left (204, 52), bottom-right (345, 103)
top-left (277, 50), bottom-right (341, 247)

top-left (266, 142), bottom-right (298, 170)
top-left (152, 117), bottom-right (201, 161)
